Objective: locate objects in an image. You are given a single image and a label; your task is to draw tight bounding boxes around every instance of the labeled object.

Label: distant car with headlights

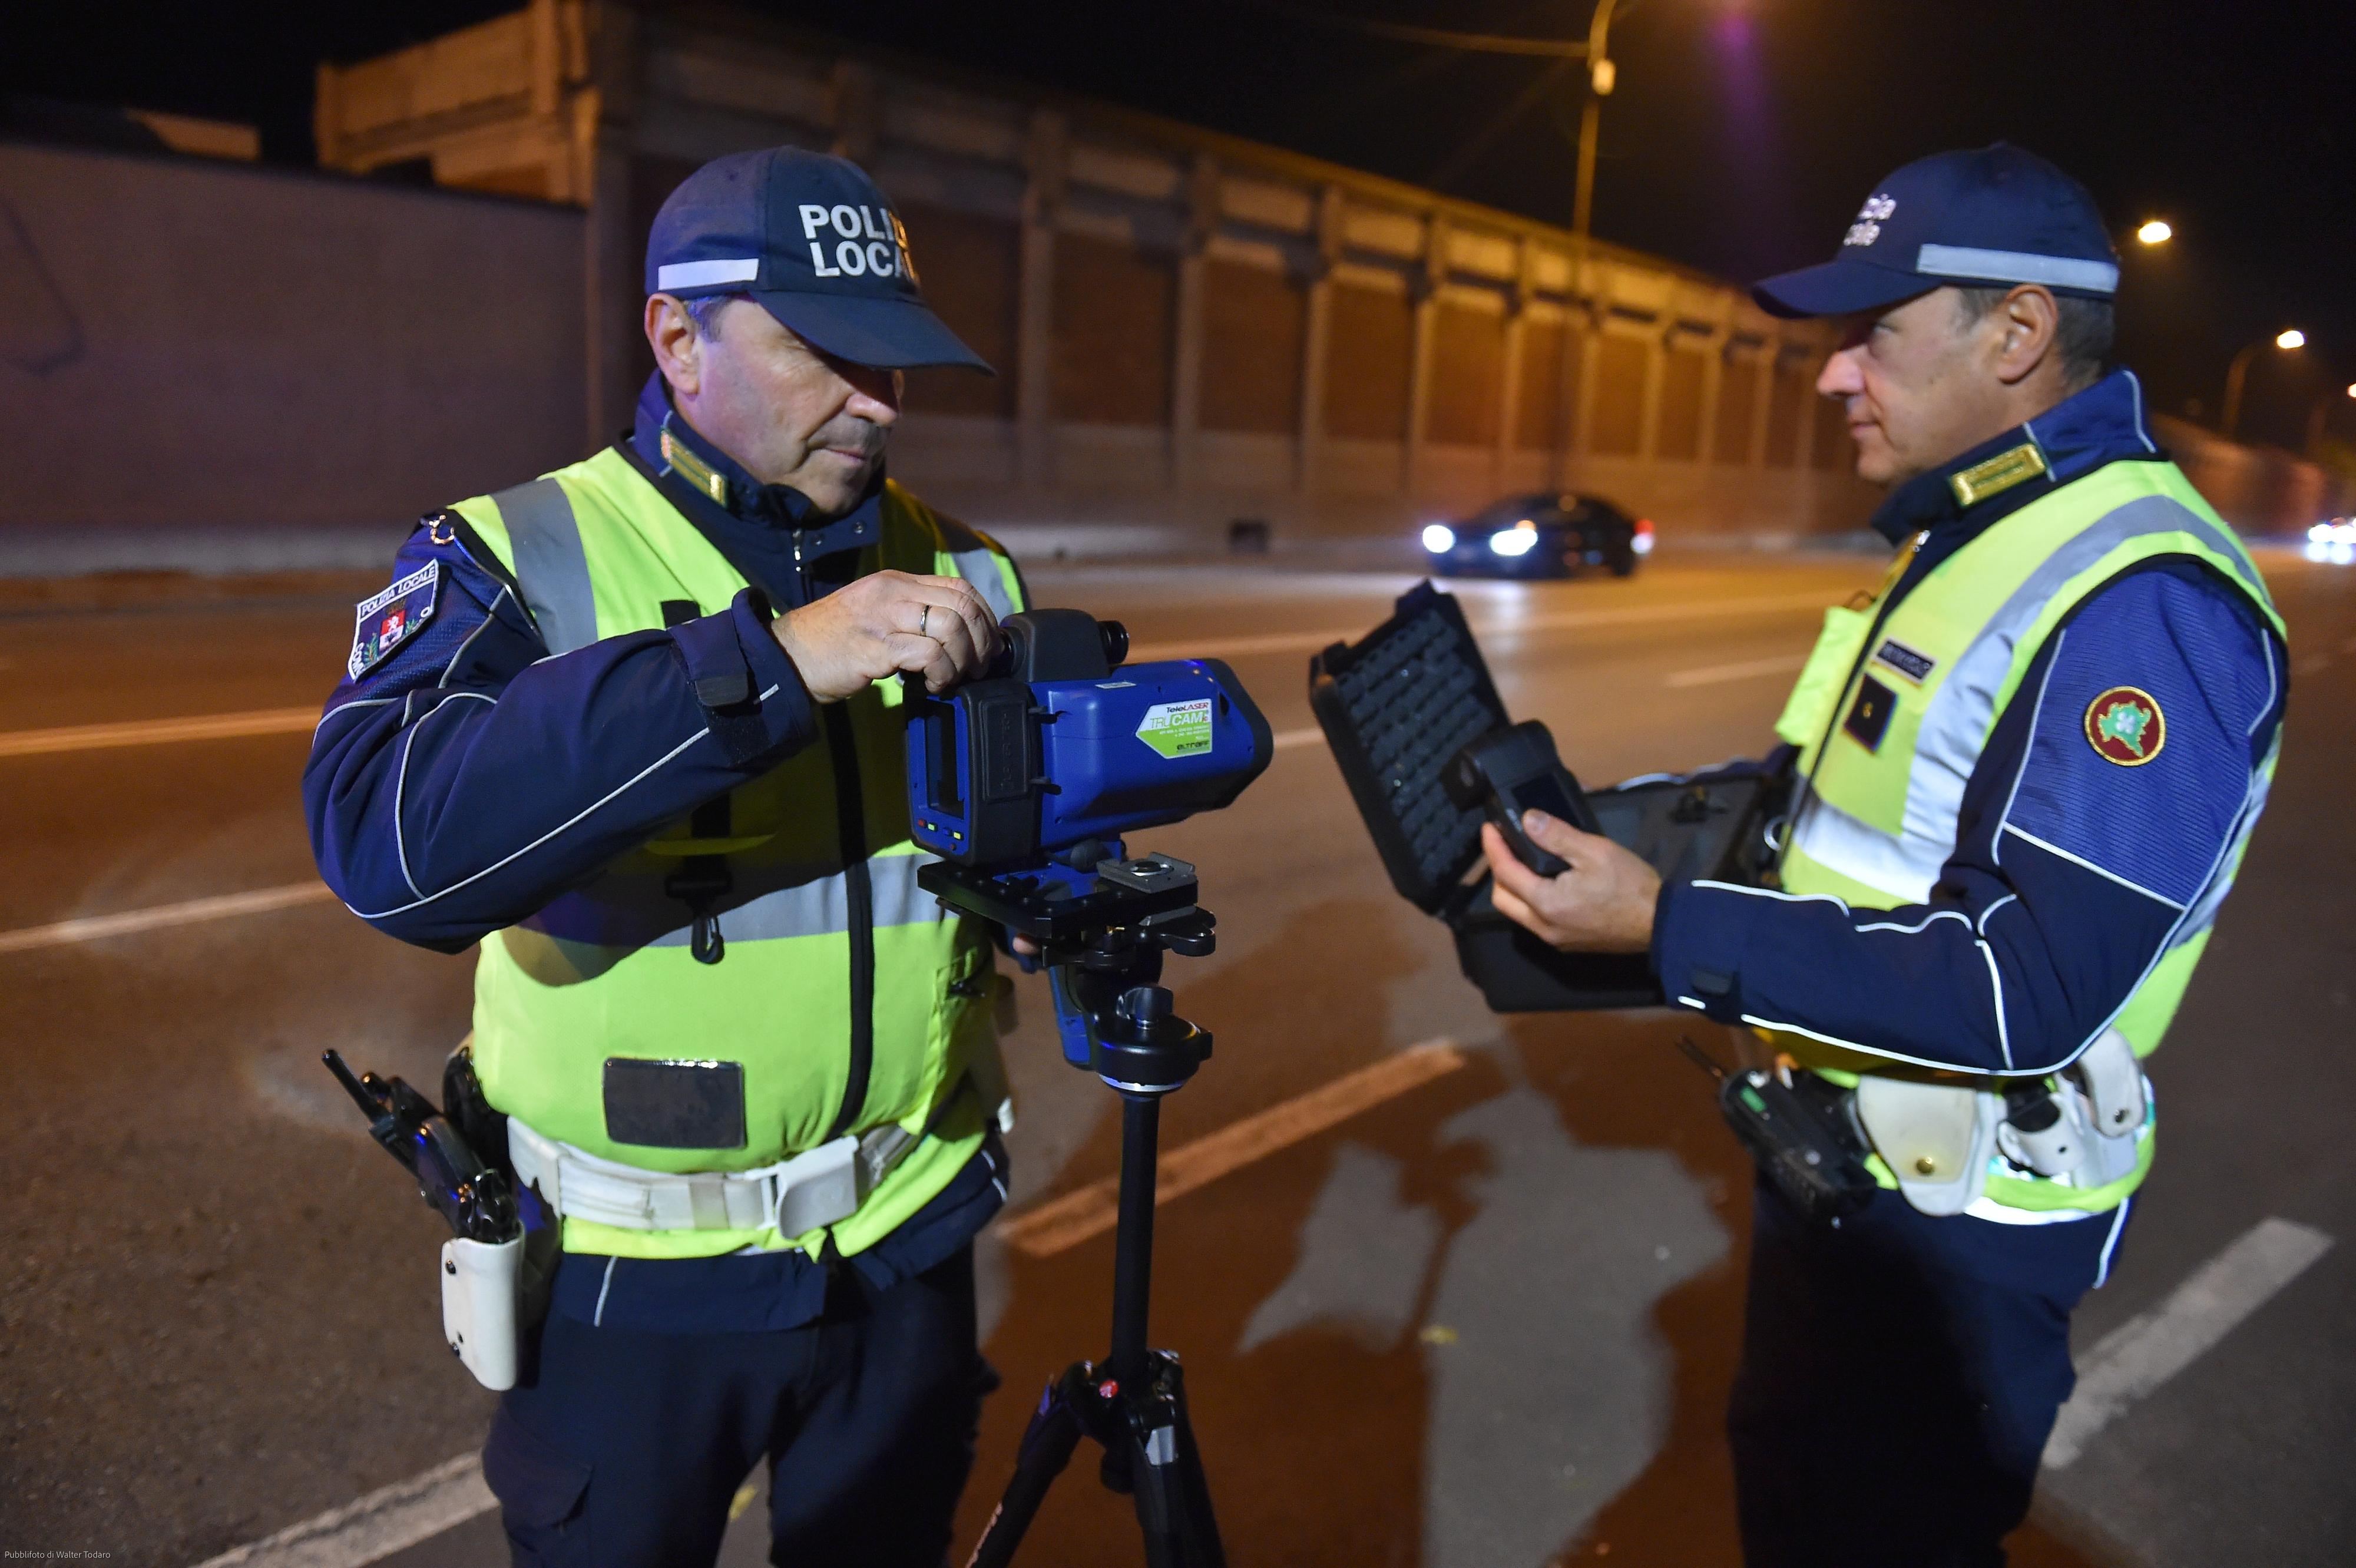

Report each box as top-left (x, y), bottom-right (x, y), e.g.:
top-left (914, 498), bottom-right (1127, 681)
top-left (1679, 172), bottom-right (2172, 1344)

top-left (2307, 517), bottom-right (2356, 564)
top-left (1419, 492), bottom-right (1653, 578)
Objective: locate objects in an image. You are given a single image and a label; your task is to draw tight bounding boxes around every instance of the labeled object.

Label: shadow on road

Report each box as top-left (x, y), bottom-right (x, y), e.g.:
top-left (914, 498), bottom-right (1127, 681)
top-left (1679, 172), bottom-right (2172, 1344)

top-left (1510, 1009), bottom-right (2131, 1567)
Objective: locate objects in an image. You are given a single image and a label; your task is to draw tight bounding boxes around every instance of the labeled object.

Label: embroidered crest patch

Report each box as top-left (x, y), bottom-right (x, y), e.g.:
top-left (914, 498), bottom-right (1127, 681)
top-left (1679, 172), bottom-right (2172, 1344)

top-left (2084, 686), bottom-right (2165, 766)
top-left (348, 560), bottom-right (441, 679)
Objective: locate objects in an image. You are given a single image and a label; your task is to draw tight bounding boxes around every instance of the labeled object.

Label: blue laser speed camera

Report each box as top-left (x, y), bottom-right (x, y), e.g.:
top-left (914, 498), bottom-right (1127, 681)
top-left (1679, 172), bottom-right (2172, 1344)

top-left (905, 610), bottom-right (1271, 869)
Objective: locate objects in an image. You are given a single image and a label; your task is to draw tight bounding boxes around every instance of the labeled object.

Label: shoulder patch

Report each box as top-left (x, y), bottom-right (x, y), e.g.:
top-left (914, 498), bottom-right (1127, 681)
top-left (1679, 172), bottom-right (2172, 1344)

top-left (348, 560), bottom-right (441, 679)
top-left (2084, 686), bottom-right (2165, 766)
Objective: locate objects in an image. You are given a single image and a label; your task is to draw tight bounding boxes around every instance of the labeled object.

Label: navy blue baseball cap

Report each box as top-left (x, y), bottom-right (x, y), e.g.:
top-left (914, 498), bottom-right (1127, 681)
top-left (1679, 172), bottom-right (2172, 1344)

top-left (1753, 144), bottom-right (2119, 320)
top-left (647, 147), bottom-right (991, 372)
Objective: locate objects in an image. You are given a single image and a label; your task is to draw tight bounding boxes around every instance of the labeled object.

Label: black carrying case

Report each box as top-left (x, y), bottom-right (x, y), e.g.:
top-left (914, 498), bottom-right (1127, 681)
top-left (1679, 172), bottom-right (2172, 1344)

top-left (1309, 581), bottom-right (1780, 1013)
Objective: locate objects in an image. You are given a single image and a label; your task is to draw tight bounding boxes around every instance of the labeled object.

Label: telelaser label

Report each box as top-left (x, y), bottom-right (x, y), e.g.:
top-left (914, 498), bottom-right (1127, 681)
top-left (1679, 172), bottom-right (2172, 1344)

top-left (1136, 699), bottom-right (1213, 759)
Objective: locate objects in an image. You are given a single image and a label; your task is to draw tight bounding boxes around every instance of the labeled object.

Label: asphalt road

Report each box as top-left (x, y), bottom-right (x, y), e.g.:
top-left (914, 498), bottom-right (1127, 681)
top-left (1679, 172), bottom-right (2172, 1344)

top-left (2, 550), bottom-right (2350, 1567)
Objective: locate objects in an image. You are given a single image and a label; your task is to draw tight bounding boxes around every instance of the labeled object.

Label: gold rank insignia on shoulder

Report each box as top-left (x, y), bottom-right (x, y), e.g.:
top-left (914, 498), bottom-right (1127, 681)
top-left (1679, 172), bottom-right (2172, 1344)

top-left (660, 425), bottom-right (730, 506)
top-left (1949, 441), bottom-right (2049, 508)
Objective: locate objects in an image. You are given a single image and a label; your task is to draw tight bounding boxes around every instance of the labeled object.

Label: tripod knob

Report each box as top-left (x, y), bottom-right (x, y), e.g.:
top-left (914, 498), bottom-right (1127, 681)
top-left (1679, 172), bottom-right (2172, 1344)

top-left (1120, 986), bottom-right (1174, 1025)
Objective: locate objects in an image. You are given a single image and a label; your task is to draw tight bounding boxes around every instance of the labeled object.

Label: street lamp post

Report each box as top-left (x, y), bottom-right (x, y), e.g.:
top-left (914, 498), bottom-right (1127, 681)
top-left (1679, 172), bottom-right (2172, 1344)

top-left (1570, 0), bottom-right (1620, 250)
top-left (2222, 329), bottom-right (2306, 439)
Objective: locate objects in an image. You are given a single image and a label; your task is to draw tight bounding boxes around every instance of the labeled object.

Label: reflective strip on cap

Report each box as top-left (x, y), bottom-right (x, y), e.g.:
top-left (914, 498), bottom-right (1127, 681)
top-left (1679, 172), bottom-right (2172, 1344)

top-left (656, 258), bottom-right (762, 291)
top-left (1915, 244), bottom-right (2119, 295)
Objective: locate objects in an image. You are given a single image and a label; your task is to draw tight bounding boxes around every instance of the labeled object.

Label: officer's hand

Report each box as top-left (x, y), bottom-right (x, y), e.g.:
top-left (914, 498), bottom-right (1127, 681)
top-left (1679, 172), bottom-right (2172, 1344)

top-left (771, 571), bottom-right (1003, 702)
top-left (1480, 812), bottom-right (1661, 954)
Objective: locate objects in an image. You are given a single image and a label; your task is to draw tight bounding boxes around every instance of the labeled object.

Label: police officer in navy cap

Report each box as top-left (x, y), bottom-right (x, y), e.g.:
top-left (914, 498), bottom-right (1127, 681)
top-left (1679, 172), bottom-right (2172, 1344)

top-left (305, 147), bottom-right (1035, 1565)
top-left (1478, 144), bottom-right (2289, 1563)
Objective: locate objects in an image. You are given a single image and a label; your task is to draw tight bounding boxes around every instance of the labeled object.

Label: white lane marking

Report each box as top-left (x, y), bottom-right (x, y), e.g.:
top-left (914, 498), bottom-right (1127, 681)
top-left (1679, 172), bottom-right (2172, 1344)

top-left (1126, 588), bottom-right (1835, 663)
top-left (1272, 726), bottom-right (1323, 750)
top-left (1664, 652), bottom-right (1809, 689)
top-left (0, 882), bottom-right (335, 954)
top-left (192, 1451), bottom-right (493, 1568)
top-left (1000, 1039), bottom-right (1468, 1258)
top-left (0, 705), bottom-right (319, 758)
top-left (2043, 1216), bottom-right (2334, 1468)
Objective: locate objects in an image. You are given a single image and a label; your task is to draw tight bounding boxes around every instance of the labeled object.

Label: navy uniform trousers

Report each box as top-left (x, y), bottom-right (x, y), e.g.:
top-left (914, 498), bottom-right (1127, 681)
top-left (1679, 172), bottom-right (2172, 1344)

top-left (482, 1244), bottom-right (990, 1567)
top-left (1728, 1180), bottom-right (2129, 1567)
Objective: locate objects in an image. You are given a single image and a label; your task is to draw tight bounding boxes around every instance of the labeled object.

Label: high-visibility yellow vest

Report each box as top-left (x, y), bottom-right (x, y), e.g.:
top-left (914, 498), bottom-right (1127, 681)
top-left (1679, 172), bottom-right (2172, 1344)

top-left (1765, 455), bottom-right (2283, 1216)
top-left (447, 446), bottom-right (1026, 1259)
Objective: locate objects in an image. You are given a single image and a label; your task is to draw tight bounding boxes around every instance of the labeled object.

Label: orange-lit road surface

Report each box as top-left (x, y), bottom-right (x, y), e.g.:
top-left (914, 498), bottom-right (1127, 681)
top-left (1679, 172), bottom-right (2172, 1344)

top-left (4, 553), bottom-right (2350, 1568)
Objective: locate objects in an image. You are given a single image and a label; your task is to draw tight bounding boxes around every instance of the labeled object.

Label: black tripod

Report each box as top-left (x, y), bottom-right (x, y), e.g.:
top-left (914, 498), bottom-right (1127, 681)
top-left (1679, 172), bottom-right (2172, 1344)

top-left (919, 852), bottom-right (1227, 1568)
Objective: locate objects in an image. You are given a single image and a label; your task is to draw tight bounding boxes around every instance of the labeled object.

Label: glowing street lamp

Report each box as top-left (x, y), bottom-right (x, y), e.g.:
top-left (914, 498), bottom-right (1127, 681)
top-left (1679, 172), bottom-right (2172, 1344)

top-left (2136, 219), bottom-right (2173, 245)
top-left (1571, 0), bottom-right (1622, 249)
top-left (2222, 330), bottom-right (2307, 437)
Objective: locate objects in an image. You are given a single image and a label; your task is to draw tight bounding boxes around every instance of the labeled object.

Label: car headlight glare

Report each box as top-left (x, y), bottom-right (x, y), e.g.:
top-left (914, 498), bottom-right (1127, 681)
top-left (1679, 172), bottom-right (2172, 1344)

top-left (1488, 528), bottom-right (1538, 557)
top-left (1422, 524), bottom-right (1457, 553)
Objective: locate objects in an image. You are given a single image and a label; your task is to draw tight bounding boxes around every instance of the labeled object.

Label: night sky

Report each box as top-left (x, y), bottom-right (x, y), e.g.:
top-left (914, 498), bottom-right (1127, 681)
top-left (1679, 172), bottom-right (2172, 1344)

top-left (8, 1), bottom-right (2351, 455)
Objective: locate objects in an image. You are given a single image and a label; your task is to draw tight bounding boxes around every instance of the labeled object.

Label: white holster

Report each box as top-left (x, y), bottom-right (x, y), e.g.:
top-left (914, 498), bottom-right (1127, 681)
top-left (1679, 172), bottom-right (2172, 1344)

top-left (1854, 1076), bottom-right (2004, 1216)
top-left (442, 1235), bottom-right (522, 1391)
top-left (1992, 1028), bottom-right (2147, 1188)
top-left (1853, 1027), bottom-right (2149, 1216)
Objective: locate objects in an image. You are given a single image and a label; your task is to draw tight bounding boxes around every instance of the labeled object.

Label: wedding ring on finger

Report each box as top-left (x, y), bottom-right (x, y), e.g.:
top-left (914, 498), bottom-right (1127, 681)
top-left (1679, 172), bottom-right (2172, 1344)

top-left (918, 604), bottom-right (930, 639)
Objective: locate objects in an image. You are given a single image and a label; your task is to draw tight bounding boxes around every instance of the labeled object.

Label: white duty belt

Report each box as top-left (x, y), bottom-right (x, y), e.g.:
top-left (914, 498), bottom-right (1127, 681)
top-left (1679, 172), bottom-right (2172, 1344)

top-left (505, 1114), bottom-right (921, 1236)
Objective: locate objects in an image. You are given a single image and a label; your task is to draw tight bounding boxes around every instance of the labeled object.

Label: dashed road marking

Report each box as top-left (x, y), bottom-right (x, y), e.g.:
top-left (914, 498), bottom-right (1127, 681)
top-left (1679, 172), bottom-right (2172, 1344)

top-left (1664, 652), bottom-right (1809, 689)
top-left (1000, 1039), bottom-right (1469, 1258)
top-left (0, 705), bottom-right (318, 757)
top-left (1272, 726), bottom-right (1323, 750)
top-left (0, 882), bottom-right (335, 954)
top-left (192, 1453), bottom-right (492, 1568)
top-left (2043, 1216), bottom-right (2334, 1468)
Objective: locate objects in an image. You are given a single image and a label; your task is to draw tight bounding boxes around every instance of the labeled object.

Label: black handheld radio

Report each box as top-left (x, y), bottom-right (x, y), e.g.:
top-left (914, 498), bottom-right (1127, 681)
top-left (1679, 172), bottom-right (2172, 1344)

top-left (1444, 720), bottom-right (1599, 876)
top-left (1676, 1038), bottom-right (1877, 1225)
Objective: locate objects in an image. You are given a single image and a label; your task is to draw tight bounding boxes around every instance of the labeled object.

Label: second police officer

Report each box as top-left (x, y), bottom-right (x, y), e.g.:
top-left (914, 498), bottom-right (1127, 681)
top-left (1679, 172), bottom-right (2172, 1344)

top-left (1480, 145), bottom-right (2288, 1564)
top-left (305, 147), bottom-right (1027, 1564)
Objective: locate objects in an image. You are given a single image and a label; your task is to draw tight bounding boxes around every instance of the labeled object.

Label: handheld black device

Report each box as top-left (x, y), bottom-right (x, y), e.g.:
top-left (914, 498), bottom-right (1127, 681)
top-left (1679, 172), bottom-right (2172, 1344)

top-left (1676, 1038), bottom-right (1877, 1225)
top-left (321, 1048), bottom-right (520, 1246)
top-left (1443, 719), bottom-right (1599, 876)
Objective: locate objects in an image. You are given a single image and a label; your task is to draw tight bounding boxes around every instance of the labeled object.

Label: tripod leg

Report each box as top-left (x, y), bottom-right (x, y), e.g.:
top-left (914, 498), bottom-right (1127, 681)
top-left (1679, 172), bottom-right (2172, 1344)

top-left (1164, 1357), bottom-right (1227, 1568)
top-left (1123, 1354), bottom-right (1226, 1568)
top-left (965, 1368), bottom-right (1089, 1568)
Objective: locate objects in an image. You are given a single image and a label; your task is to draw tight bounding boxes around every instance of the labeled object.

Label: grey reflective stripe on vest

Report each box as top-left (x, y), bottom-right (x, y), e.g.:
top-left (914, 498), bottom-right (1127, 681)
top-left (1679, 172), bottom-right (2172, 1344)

top-left (494, 478), bottom-right (598, 656)
top-left (648, 854), bottom-right (942, 948)
top-left (1791, 492), bottom-right (2268, 903)
top-left (950, 548), bottom-right (1017, 623)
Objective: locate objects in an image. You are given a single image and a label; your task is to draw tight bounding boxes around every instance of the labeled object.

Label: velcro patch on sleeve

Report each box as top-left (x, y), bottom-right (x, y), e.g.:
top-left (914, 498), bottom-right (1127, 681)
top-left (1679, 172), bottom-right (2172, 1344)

top-left (348, 560), bottom-right (442, 679)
